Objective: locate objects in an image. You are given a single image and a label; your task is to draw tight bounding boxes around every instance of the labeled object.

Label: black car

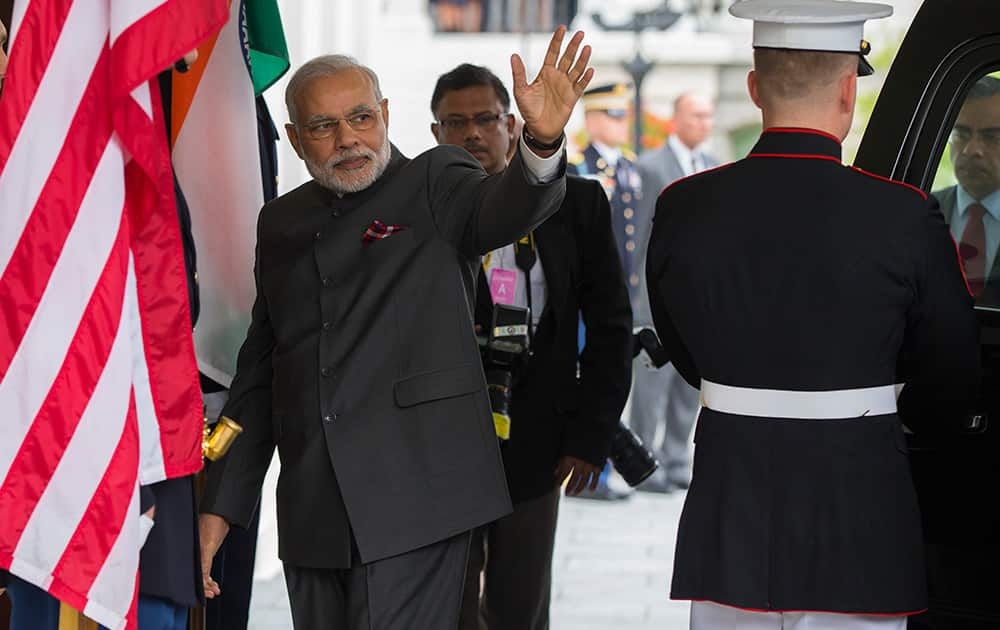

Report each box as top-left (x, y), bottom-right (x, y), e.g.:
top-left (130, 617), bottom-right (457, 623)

top-left (856, 1), bottom-right (1000, 627)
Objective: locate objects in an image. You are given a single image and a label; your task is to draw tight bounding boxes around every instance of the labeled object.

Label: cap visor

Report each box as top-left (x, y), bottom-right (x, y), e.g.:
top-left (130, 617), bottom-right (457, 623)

top-left (858, 55), bottom-right (874, 77)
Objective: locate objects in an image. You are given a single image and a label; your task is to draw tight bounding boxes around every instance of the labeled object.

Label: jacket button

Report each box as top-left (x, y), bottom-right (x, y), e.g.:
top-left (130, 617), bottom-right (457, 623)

top-left (322, 321), bottom-right (332, 331)
top-left (332, 209), bottom-right (342, 218)
top-left (323, 414), bottom-right (333, 423)
top-left (322, 276), bottom-right (332, 287)
top-left (315, 231), bottom-right (323, 240)
top-left (321, 367), bottom-right (332, 377)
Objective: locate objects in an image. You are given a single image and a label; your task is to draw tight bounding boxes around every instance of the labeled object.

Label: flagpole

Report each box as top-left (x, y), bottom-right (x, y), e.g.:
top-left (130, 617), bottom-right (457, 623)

top-left (57, 603), bottom-right (98, 630)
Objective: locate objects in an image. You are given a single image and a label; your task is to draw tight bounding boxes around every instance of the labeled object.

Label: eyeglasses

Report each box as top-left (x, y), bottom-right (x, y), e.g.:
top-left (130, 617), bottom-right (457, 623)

top-left (298, 106), bottom-right (382, 140)
top-left (435, 113), bottom-right (507, 133)
top-left (950, 126), bottom-right (1000, 148)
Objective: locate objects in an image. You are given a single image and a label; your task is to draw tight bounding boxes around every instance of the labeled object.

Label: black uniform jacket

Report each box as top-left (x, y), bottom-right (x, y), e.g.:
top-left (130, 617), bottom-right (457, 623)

top-left (201, 144), bottom-right (566, 568)
top-left (646, 128), bottom-right (980, 614)
top-left (476, 176), bottom-right (633, 504)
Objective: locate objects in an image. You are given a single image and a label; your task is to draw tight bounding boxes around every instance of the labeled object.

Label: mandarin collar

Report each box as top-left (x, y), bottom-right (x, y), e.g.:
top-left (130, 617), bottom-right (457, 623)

top-left (749, 127), bottom-right (842, 163)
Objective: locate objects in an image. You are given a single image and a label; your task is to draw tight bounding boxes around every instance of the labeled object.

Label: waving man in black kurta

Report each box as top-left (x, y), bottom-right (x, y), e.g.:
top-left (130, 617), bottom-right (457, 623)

top-left (197, 27), bottom-right (595, 630)
top-left (646, 2), bottom-right (981, 629)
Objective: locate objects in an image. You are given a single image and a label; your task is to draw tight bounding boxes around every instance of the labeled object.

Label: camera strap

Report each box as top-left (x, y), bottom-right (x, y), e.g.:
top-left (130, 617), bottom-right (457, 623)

top-left (513, 232), bottom-right (536, 345)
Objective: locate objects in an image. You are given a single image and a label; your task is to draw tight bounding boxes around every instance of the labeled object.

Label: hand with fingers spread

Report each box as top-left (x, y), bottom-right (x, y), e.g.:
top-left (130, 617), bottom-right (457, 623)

top-left (511, 26), bottom-right (595, 151)
top-left (556, 455), bottom-right (602, 496)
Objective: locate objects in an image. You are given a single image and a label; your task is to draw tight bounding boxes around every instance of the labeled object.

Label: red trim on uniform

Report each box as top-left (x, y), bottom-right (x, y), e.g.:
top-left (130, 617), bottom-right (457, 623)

top-left (748, 153), bottom-right (843, 164)
top-left (679, 598), bottom-right (928, 617)
top-left (849, 166), bottom-right (929, 200)
top-left (657, 161), bottom-right (733, 200)
top-left (764, 127), bottom-right (842, 143)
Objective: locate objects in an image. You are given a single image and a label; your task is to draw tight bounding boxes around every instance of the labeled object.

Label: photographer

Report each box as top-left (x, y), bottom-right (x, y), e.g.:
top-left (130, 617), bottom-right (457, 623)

top-left (430, 64), bottom-right (632, 630)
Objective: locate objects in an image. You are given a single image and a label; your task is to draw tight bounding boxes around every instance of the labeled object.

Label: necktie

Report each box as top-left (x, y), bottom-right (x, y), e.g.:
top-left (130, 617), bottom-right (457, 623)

top-left (690, 153), bottom-right (699, 175)
top-left (959, 202), bottom-right (988, 296)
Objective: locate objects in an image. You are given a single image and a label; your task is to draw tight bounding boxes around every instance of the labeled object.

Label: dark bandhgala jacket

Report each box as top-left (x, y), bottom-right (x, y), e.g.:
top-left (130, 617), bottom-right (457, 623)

top-left (646, 128), bottom-right (980, 615)
top-left (202, 144), bottom-right (566, 568)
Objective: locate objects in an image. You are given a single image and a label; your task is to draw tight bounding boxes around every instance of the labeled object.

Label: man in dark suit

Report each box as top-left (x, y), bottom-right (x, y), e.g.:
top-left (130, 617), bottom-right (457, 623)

top-left (429, 63), bottom-right (632, 630)
top-left (935, 76), bottom-right (1000, 305)
top-left (632, 92), bottom-right (718, 493)
top-left (566, 82), bottom-right (643, 500)
top-left (647, 1), bottom-right (979, 627)
top-left (198, 28), bottom-right (596, 630)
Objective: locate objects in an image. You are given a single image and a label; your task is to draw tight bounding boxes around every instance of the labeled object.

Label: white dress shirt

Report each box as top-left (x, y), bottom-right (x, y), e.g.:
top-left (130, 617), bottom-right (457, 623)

top-left (668, 134), bottom-right (707, 176)
top-left (483, 244), bottom-right (547, 328)
top-left (519, 134), bottom-right (567, 184)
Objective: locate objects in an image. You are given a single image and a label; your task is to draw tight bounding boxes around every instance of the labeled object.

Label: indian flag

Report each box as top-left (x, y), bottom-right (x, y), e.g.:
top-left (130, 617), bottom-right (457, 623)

top-left (171, 0), bottom-right (288, 386)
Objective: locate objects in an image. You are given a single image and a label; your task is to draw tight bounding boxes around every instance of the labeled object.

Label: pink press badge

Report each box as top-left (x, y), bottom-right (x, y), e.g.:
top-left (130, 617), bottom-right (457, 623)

top-left (489, 268), bottom-right (518, 305)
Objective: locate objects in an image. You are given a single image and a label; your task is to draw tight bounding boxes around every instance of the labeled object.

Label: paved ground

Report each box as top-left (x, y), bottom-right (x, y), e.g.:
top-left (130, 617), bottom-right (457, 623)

top-left (247, 488), bottom-right (690, 630)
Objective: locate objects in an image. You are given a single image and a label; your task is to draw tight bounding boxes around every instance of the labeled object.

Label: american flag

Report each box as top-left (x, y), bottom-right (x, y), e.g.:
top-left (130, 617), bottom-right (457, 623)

top-left (0, 1), bottom-right (227, 628)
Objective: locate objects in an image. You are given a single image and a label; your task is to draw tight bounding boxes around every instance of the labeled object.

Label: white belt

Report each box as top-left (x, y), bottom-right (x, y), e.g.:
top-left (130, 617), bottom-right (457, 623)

top-left (700, 379), bottom-right (902, 419)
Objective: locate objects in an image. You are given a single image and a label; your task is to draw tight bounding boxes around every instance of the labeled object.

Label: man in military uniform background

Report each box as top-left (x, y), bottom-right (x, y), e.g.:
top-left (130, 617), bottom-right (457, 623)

top-left (568, 82), bottom-right (643, 501)
top-left (646, 1), bottom-right (981, 628)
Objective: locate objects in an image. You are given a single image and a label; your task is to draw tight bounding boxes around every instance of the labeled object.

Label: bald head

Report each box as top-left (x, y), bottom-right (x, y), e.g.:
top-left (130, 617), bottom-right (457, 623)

top-left (672, 92), bottom-right (714, 150)
top-left (748, 49), bottom-right (858, 139)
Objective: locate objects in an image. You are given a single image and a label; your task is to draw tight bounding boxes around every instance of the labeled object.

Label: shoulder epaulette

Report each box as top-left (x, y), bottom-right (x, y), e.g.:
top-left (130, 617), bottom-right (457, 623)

top-left (568, 153), bottom-right (585, 166)
top-left (622, 148), bottom-right (637, 162)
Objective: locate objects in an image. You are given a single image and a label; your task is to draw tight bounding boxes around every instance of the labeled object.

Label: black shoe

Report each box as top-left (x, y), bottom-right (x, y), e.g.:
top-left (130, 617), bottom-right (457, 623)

top-left (570, 483), bottom-right (632, 501)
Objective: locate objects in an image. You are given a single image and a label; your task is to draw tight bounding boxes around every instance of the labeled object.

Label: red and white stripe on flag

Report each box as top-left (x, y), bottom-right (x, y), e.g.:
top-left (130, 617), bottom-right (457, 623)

top-left (0, 1), bottom-right (227, 628)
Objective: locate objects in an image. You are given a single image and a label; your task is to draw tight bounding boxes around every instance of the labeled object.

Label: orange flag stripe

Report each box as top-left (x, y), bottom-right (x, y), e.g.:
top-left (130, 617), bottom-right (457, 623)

top-left (171, 32), bottom-right (222, 146)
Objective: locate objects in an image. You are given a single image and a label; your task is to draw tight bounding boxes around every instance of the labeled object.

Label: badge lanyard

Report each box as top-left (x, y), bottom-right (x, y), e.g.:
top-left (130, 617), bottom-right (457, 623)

top-left (483, 232), bottom-right (536, 345)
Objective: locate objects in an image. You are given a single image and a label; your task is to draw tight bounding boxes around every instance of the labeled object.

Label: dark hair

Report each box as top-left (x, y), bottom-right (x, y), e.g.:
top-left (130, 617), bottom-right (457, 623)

top-left (431, 64), bottom-right (511, 116)
top-left (968, 75), bottom-right (1000, 101)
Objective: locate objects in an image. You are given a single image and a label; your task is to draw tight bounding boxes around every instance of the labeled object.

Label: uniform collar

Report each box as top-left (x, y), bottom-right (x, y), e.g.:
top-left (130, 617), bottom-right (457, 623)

top-left (591, 141), bottom-right (621, 167)
top-left (749, 127), bottom-right (842, 163)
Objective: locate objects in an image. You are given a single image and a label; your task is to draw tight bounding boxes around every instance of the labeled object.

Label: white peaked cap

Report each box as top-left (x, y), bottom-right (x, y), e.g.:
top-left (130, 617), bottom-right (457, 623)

top-left (730, 0), bottom-right (892, 63)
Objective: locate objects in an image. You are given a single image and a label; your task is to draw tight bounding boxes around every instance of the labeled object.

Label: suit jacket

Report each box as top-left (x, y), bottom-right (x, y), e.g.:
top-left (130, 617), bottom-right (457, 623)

top-left (201, 144), bottom-right (566, 568)
top-left (475, 176), bottom-right (633, 504)
top-left (635, 141), bottom-right (718, 327)
top-left (646, 128), bottom-right (979, 614)
top-left (934, 185), bottom-right (1000, 304)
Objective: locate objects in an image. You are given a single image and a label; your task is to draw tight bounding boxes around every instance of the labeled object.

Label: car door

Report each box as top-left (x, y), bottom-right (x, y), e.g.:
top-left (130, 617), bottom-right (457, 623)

top-left (855, 1), bottom-right (1000, 627)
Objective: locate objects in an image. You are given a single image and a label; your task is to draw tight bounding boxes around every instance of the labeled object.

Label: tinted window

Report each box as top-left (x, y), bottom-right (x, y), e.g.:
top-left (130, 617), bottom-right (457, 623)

top-left (932, 72), bottom-right (1000, 309)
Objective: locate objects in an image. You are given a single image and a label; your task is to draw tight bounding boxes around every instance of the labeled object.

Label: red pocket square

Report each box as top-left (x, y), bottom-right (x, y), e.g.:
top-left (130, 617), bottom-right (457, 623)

top-left (362, 220), bottom-right (409, 244)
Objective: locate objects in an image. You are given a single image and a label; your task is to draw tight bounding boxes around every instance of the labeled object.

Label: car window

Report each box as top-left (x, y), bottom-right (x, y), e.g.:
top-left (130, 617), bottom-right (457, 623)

top-left (931, 71), bottom-right (1000, 309)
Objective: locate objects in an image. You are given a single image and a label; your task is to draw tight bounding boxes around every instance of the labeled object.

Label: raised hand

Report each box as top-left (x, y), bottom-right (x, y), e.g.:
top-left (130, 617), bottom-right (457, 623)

top-left (511, 26), bottom-right (595, 146)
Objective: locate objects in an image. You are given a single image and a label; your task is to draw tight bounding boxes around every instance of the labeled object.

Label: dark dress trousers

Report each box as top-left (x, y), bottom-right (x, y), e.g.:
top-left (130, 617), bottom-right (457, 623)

top-left (201, 143), bottom-right (566, 570)
top-left (646, 128), bottom-right (981, 614)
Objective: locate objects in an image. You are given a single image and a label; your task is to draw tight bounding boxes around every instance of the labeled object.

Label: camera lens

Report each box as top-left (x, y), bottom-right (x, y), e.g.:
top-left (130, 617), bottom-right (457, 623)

top-left (609, 422), bottom-right (659, 487)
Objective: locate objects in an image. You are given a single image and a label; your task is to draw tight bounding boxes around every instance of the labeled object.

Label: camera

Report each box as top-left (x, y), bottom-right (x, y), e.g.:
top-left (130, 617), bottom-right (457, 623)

top-left (478, 303), bottom-right (531, 441)
top-left (610, 421), bottom-right (658, 487)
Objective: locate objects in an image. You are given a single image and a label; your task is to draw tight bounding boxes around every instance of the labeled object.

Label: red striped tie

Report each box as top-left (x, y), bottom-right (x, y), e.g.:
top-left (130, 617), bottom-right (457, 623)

top-left (959, 203), bottom-right (988, 296)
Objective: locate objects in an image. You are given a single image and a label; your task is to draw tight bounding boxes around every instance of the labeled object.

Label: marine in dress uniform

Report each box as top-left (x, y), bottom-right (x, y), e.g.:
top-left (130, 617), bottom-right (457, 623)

top-left (645, 2), bottom-right (982, 629)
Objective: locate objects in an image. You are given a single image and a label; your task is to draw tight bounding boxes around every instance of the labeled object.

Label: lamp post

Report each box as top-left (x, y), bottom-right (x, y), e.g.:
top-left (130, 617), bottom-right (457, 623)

top-left (592, 5), bottom-right (681, 155)
top-left (591, 1), bottom-right (730, 154)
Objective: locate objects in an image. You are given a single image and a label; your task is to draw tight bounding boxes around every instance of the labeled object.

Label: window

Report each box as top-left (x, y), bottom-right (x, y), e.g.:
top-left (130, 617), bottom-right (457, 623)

top-left (931, 71), bottom-right (1000, 309)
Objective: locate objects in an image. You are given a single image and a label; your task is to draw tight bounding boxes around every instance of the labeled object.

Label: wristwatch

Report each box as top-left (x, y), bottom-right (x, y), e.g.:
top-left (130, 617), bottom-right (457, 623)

top-left (522, 128), bottom-right (565, 152)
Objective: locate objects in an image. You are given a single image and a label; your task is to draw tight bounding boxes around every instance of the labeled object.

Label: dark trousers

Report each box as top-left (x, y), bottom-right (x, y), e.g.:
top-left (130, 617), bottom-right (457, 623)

top-left (6, 575), bottom-right (186, 630)
top-left (459, 488), bottom-right (560, 630)
top-left (283, 531), bottom-right (471, 630)
top-left (6, 575), bottom-right (59, 630)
